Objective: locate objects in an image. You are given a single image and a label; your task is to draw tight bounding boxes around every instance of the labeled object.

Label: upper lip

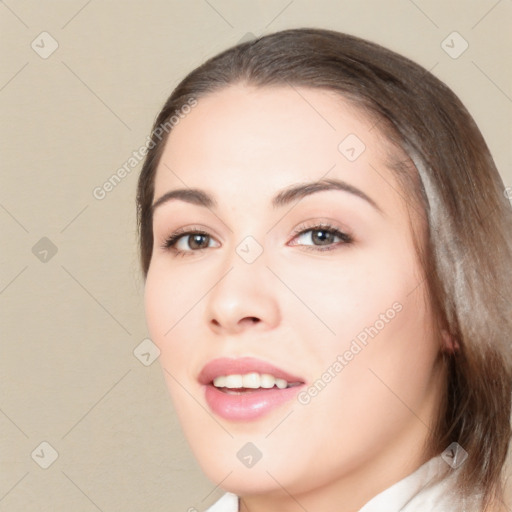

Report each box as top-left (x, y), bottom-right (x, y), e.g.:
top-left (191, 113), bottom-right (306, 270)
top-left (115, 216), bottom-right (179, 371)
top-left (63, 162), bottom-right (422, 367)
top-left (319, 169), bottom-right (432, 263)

top-left (198, 357), bottom-right (305, 385)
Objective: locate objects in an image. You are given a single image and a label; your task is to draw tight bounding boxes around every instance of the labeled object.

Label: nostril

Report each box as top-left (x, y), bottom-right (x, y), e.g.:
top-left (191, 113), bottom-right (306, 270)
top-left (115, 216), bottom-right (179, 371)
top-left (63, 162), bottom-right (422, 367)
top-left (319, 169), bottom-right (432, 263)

top-left (209, 316), bottom-right (261, 330)
top-left (241, 316), bottom-right (260, 325)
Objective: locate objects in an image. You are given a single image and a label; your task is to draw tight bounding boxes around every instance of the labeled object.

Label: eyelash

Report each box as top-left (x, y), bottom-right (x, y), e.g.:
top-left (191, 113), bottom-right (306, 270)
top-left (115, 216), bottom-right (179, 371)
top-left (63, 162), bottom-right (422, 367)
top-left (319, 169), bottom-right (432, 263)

top-left (160, 222), bottom-right (354, 257)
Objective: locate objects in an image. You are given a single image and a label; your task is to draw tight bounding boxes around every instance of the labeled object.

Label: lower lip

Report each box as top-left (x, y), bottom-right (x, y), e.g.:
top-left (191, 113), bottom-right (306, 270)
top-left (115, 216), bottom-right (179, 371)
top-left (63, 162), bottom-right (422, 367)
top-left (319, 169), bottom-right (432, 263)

top-left (204, 384), bottom-right (305, 421)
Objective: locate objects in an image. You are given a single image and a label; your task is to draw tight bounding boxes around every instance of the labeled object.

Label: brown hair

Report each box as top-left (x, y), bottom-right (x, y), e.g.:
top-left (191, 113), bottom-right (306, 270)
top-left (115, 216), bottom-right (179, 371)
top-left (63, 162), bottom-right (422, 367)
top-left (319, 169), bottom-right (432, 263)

top-left (136, 28), bottom-right (512, 509)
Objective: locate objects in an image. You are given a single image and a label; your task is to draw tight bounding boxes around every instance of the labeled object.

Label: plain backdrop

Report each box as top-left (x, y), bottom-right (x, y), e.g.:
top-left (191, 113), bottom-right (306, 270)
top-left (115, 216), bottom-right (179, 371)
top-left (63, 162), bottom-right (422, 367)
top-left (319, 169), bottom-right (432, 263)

top-left (1, 1), bottom-right (511, 510)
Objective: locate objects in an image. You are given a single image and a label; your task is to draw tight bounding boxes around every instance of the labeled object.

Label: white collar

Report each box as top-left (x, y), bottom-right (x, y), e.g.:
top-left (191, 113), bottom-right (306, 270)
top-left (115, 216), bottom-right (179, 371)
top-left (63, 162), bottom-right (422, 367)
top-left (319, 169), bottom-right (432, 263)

top-left (359, 455), bottom-right (480, 511)
top-left (205, 455), bottom-right (481, 511)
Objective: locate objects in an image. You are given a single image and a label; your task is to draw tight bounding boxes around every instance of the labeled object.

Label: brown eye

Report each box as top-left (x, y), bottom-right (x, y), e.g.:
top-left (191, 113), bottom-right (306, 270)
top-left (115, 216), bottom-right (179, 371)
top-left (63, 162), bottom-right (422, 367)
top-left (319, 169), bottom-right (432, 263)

top-left (162, 230), bottom-right (220, 255)
top-left (187, 233), bottom-right (210, 250)
top-left (310, 229), bottom-right (337, 245)
top-left (292, 225), bottom-right (353, 250)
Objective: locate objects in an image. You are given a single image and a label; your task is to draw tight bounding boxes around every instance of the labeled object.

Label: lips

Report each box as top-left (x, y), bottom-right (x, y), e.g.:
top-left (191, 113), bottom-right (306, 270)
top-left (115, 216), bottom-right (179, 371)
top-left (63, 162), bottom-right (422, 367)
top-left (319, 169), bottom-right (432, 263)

top-left (198, 357), bottom-right (304, 385)
top-left (198, 357), bottom-right (306, 421)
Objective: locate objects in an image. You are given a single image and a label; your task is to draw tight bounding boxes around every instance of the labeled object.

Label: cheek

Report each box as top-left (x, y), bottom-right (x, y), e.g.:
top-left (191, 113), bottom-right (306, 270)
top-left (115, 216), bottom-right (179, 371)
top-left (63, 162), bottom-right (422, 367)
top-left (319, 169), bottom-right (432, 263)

top-left (144, 265), bottom-right (203, 416)
top-left (311, 282), bottom-right (438, 436)
top-left (290, 244), bottom-right (437, 416)
top-left (277, 249), bottom-right (415, 348)
top-left (144, 263), bottom-right (198, 359)
top-left (144, 268), bottom-right (171, 344)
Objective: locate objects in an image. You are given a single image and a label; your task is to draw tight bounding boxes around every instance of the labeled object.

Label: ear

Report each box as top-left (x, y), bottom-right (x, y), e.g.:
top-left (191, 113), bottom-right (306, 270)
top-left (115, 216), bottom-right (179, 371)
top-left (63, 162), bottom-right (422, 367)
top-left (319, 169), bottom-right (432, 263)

top-left (441, 329), bottom-right (460, 354)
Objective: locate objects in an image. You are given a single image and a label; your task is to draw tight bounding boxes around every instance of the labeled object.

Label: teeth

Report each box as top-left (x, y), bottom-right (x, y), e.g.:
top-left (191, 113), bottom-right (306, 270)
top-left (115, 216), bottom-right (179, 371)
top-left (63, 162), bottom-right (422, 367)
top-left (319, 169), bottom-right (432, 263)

top-left (260, 374), bottom-right (276, 388)
top-left (212, 373), bottom-right (294, 390)
top-left (242, 372), bottom-right (260, 389)
top-left (275, 378), bottom-right (288, 389)
top-left (224, 374), bottom-right (243, 388)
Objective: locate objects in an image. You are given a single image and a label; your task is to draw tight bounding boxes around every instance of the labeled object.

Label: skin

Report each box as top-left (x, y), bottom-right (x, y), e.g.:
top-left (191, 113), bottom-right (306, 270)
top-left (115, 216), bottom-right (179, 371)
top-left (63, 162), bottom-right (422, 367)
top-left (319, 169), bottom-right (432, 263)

top-left (144, 84), bottom-right (447, 512)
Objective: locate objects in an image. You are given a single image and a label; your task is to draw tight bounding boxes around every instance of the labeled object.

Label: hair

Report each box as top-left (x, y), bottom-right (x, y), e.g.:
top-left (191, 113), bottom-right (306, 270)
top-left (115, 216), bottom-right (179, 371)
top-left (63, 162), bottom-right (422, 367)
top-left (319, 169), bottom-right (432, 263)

top-left (136, 28), bottom-right (512, 509)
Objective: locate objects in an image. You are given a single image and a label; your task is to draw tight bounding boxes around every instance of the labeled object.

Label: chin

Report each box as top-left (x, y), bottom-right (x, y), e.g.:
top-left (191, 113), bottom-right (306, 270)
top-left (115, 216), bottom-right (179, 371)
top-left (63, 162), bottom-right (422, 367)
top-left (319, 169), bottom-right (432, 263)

top-left (206, 465), bottom-right (294, 496)
top-left (189, 440), bottom-right (302, 496)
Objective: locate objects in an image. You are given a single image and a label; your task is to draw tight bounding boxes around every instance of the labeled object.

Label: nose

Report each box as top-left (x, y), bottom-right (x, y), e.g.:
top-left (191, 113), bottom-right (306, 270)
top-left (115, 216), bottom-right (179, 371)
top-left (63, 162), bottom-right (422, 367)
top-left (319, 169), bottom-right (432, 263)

top-left (204, 254), bottom-right (281, 336)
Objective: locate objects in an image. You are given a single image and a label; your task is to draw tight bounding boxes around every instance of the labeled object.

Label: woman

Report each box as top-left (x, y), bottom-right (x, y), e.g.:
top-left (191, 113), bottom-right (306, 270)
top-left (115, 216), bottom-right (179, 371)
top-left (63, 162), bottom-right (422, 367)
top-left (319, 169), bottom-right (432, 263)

top-left (136, 28), bottom-right (512, 511)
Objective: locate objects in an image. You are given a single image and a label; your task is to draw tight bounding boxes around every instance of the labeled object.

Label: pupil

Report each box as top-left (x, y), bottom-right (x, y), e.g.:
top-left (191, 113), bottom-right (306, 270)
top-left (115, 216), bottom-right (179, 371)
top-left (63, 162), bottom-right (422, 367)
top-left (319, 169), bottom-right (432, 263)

top-left (312, 230), bottom-right (332, 245)
top-left (190, 234), bottom-right (208, 249)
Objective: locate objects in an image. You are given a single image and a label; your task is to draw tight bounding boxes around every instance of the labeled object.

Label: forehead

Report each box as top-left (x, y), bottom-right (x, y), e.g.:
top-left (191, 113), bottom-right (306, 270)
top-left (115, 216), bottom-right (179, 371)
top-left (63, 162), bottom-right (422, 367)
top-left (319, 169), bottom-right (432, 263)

top-left (154, 84), bottom-right (405, 213)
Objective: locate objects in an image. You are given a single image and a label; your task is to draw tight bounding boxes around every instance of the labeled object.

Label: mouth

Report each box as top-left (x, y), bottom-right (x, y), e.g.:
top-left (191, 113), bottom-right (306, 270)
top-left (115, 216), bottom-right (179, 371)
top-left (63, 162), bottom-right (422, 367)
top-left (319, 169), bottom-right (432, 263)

top-left (212, 372), bottom-right (303, 393)
top-left (199, 357), bottom-right (306, 421)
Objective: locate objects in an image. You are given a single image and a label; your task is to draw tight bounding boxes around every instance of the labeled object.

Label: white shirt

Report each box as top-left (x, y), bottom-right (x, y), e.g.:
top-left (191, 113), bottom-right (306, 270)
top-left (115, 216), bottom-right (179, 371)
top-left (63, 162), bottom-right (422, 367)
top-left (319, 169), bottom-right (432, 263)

top-left (204, 455), bottom-right (482, 511)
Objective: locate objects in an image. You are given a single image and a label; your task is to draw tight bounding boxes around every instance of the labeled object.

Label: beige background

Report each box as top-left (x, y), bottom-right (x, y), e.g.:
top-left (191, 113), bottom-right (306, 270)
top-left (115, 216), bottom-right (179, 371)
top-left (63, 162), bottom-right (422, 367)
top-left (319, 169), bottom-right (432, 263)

top-left (1, 1), bottom-right (511, 510)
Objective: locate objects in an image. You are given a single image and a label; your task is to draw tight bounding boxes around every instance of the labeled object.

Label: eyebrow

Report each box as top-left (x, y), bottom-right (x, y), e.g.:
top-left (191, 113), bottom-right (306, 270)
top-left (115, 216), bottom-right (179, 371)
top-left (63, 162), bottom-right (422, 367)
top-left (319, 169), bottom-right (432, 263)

top-left (151, 178), bottom-right (383, 215)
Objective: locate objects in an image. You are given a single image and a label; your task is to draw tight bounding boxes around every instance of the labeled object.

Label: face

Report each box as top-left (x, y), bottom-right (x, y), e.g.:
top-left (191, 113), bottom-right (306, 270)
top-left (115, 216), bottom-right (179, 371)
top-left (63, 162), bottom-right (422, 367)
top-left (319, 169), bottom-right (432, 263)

top-left (144, 84), bottom-right (445, 505)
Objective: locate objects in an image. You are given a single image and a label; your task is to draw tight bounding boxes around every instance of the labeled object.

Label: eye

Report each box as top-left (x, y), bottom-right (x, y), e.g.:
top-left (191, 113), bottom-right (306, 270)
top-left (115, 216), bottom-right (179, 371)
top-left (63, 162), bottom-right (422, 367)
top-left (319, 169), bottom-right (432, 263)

top-left (160, 227), bottom-right (220, 256)
top-left (159, 222), bottom-right (353, 257)
top-left (289, 223), bottom-right (353, 251)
